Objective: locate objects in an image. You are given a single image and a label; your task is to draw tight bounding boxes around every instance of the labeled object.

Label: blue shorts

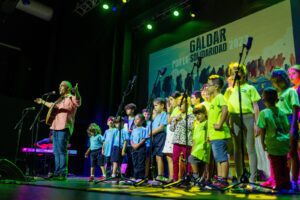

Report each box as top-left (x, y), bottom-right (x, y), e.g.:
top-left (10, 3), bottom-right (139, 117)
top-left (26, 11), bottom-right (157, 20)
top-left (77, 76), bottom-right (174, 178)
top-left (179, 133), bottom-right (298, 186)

top-left (111, 146), bottom-right (123, 163)
top-left (152, 132), bottom-right (166, 157)
top-left (210, 139), bottom-right (228, 163)
top-left (90, 149), bottom-right (104, 167)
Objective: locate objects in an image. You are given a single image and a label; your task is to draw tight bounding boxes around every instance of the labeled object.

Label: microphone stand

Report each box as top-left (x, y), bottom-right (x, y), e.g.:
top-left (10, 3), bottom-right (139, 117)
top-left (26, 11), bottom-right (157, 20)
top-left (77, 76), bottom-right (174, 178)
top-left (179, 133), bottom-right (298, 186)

top-left (28, 94), bottom-right (51, 176)
top-left (135, 70), bottom-right (164, 186)
top-left (96, 76), bottom-right (137, 185)
top-left (164, 58), bottom-right (201, 191)
top-left (225, 42), bottom-right (269, 193)
top-left (14, 109), bottom-right (30, 164)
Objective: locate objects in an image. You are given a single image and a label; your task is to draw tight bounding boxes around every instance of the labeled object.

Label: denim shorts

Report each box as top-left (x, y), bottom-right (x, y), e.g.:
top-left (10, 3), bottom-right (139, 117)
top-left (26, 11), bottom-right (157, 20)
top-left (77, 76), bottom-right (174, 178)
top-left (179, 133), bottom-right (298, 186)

top-left (210, 139), bottom-right (228, 163)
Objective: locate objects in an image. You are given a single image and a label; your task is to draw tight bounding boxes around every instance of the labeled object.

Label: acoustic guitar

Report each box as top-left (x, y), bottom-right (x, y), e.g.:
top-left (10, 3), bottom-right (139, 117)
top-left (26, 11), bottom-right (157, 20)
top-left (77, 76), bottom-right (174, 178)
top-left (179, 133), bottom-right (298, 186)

top-left (45, 104), bottom-right (58, 126)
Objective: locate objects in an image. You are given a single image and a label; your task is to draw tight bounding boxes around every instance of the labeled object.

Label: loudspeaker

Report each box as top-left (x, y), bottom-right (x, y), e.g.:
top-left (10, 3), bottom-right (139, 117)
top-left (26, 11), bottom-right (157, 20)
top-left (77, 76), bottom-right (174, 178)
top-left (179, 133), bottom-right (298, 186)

top-left (0, 159), bottom-right (26, 181)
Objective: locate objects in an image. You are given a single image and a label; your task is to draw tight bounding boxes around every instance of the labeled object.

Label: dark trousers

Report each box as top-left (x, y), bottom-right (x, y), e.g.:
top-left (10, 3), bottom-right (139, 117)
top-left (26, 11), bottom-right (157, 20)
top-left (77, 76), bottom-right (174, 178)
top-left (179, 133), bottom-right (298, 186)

top-left (124, 146), bottom-right (133, 178)
top-left (269, 154), bottom-right (291, 190)
top-left (132, 145), bottom-right (146, 179)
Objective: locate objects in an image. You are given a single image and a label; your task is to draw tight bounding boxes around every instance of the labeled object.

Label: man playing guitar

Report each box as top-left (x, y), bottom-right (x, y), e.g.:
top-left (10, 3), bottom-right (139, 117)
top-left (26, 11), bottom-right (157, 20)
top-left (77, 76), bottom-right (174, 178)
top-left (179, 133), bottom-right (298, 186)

top-left (34, 80), bottom-right (81, 180)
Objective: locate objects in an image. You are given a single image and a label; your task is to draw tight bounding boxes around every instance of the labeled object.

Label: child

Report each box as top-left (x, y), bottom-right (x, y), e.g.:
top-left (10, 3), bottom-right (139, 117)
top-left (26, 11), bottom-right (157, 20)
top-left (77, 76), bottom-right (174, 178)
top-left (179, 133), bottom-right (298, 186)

top-left (142, 109), bottom-right (151, 179)
top-left (123, 103), bottom-right (136, 178)
top-left (111, 116), bottom-right (129, 179)
top-left (85, 123), bottom-right (106, 182)
top-left (102, 116), bottom-right (115, 178)
top-left (224, 62), bottom-right (260, 183)
top-left (191, 90), bottom-right (202, 108)
top-left (271, 67), bottom-right (299, 191)
top-left (170, 96), bottom-right (195, 181)
top-left (257, 87), bottom-right (291, 191)
top-left (131, 114), bottom-right (148, 181)
top-left (151, 97), bottom-right (168, 181)
top-left (206, 74), bottom-right (231, 188)
top-left (162, 98), bottom-right (175, 182)
top-left (188, 106), bottom-right (210, 182)
top-left (288, 64), bottom-right (300, 187)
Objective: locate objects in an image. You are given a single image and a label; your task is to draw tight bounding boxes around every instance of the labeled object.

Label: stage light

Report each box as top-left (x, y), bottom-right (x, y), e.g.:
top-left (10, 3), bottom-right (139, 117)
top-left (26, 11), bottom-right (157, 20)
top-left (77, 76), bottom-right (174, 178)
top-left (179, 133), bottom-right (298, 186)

top-left (146, 24), bottom-right (153, 30)
top-left (112, 6), bottom-right (117, 12)
top-left (190, 12), bottom-right (196, 18)
top-left (173, 10), bottom-right (180, 17)
top-left (122, 0), bottom-right (127, 3)
top-left (102, 4), bottom-right (109, 10)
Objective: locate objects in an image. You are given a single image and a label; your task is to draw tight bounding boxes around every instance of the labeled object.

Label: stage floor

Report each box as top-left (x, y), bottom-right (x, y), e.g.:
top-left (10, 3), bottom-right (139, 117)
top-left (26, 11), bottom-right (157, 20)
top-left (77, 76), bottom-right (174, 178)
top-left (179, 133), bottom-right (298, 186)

top-left (0, 177), bottom-right (299, 200)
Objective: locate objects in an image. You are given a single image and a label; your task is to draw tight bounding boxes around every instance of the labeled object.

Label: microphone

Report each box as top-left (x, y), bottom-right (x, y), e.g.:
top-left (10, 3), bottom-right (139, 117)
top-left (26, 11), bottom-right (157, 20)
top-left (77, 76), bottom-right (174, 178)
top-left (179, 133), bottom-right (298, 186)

top-left (245, 37), bottom-right (253, 50)
top-left (159, 67), bottom-right (167, 76)
top-left (23, 107), bottom-right (36, 111)
top-left (43, 91), bottom-right (56, 96)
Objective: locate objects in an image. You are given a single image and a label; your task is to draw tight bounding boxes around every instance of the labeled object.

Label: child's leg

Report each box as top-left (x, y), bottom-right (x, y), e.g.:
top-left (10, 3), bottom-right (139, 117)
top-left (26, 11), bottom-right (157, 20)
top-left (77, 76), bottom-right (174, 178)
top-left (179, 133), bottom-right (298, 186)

top-left (112, 162), bottom-right (118, 176)
top-left (289, 135), bottom-right (300, 183)
top-left (181, 145), bottom-right (192, 175)
top-left (165, 153), bottom-right (174, 180)
top-left (156, 155), bottom-right (164, 176)
top-left (90, 167), bottom-right (95, 176)
top-left (269, 154), bottom-right (291, 190)
top-left (100, 166), bottom-right (106, 177)
top-left (145, 147), bottom-right (150, 178)
top-left (220, 160), bottom-right (229, 179)
top-left (172, 144), bottom-right (181, 181)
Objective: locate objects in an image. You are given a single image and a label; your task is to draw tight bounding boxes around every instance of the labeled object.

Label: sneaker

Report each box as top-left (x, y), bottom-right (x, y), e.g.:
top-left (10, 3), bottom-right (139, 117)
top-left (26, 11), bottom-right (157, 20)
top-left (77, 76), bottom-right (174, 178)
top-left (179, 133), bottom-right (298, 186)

top-left (212, 178), bottom-right (229, 189)
top-left (155, 175), bottom-right (169, 183)
top-left (261, 178), bottom-right (275, 187)
top-left (88, 176), bottom-right (94, 182)
top-left (291, 181), bottom-right (299, 192)
top-left (98, 176), bottom-right (106, 181)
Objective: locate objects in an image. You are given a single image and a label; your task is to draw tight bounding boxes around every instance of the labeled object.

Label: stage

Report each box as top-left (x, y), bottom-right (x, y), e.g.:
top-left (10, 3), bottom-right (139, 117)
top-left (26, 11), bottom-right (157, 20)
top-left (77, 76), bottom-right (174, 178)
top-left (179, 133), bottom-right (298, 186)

top-left (0, 177), bottom-right (299, 200)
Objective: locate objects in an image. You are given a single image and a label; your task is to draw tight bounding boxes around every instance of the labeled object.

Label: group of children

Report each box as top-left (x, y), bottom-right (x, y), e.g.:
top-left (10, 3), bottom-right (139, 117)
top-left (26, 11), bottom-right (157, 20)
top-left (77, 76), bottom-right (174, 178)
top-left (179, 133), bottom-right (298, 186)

top-left (84, 62), bottom-right (300, 192)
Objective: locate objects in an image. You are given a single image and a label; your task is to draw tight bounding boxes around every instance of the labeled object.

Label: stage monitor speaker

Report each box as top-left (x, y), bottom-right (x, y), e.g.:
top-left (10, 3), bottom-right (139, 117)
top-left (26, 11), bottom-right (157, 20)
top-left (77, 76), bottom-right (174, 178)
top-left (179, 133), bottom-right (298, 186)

top-left (0, 159), bottom-right (26, 181)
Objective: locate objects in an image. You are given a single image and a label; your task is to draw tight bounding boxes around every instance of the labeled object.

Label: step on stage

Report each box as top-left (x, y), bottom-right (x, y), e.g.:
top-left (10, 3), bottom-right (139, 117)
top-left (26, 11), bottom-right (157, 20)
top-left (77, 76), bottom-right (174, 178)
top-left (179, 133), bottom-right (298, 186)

top-left (0, 177), bottom-right (299, 200)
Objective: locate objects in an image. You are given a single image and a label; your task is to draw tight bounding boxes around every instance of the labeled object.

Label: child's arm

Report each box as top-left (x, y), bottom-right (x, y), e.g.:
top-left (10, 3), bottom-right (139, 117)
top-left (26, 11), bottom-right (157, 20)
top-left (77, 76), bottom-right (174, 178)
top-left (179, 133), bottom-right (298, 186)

top-left (122, 141), bottom-right (127, 156)
top-left (291, 106), bottom-right (299, 135)
top-left (151, 125), bottom-right (165, 136)
top-left (102, 143), bottom-right (105, 155)
top-left (85, 148), bottom-right (91, 158)
top-left (259, 127), bottom-right (266, 151)
top-left (130, 140), bottom-right (137, 150)
top-left (214, 105), bottom-right (228, 130)
top-left (253, 102), bottom-right (260, 136)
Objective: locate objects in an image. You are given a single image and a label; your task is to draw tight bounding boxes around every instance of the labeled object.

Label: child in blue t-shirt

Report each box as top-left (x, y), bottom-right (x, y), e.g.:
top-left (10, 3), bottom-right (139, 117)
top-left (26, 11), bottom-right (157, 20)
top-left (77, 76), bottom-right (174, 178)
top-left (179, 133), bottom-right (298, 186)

top-left (111, 116), bottom-right (129, 178)
top-left (151, 98), bottom-right (168, 181)
top-left (102, 116), bottom-right (115, 177)
top-left (85, 123), bottom-right (105, 182)
top-left (131, 114), bottom-right (148, 181)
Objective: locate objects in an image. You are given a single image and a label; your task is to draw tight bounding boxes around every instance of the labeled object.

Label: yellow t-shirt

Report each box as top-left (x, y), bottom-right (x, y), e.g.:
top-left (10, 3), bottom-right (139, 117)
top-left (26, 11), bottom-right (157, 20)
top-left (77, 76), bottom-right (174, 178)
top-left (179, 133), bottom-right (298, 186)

top-left (192, 120), bottom-right (210, 163)
top-left (226, 83), bottom-right (261, 114)
top-left (207, 93), bottom-right (231, 141)
top-left (201, 101), bottom-right (210, 113)
top-left (276, 87), bottom-right (300, 115)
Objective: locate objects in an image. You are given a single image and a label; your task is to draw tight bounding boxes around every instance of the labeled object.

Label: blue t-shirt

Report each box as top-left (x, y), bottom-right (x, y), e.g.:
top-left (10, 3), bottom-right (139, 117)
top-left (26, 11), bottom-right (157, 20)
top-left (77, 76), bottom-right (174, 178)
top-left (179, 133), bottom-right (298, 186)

top-left (113, 128), bottom-right (129, 147)
top-left (89, 134), bottom-right (104, 151)
top-left (103, 128), bottom-right (115, 157)
top-left (131, 127), bottom-right (148, 145)
top-left (152, 111), bottom-right (168, 134)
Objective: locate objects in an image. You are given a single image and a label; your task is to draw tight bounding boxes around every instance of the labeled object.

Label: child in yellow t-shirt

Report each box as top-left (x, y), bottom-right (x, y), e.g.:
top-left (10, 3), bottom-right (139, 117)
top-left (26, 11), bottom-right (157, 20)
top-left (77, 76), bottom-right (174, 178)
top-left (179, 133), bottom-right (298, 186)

top-left (225, 62), bottom-right (261, 183)
top-left (207, 75), bottom-right (231, 188)
top-left (188, 105), bottom-right (210, 183)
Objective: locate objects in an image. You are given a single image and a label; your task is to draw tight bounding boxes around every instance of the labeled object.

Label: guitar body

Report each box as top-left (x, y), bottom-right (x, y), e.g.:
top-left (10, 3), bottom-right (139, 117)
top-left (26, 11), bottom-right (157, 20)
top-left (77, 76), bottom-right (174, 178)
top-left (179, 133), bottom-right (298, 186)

top-left (45, 105), bottom-right (57, 126)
